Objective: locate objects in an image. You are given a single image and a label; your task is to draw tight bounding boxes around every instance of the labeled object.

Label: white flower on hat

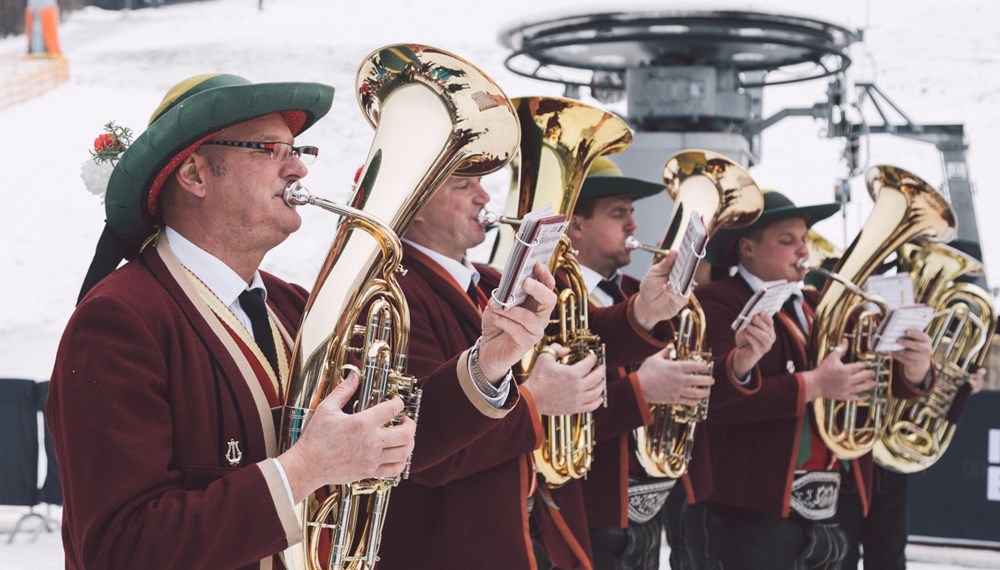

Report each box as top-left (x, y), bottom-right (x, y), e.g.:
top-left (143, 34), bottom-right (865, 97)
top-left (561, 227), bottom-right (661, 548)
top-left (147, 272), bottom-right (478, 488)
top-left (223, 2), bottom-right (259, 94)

top-left (80, 121), bottom-right (133, 201)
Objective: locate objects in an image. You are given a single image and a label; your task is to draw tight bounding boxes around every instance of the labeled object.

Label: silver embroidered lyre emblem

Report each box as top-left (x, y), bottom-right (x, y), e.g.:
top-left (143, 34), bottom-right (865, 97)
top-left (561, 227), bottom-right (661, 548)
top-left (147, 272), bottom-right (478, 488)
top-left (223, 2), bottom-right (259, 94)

top-left (786, 360), bottom-right (796, 373)
top-left (225, 438), bottom-right (243, 466)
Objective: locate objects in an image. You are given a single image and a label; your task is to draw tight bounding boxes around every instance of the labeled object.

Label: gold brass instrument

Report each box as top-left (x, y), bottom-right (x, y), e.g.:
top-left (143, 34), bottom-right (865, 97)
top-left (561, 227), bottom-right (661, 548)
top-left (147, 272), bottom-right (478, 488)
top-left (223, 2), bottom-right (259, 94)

top-left (279, 44), bottom-right (519, 570)
top-left (486, 96), bottom-right (632, 487)
top-left (630, 150), bottom-right (764, 478)
top-left (874, 240), bottom-right (997, 472)
top-left (805, 165), bottom-right (956, 460)
top-left (802, 229), bottom-right (844, 291)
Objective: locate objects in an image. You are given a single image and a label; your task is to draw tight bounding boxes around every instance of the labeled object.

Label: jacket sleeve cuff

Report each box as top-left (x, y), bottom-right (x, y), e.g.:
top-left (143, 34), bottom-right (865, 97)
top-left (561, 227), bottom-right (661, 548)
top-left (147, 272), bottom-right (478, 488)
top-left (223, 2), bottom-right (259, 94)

top-left (258, 459), bottom-right (303, 547)
top-left (456, 348), bottom-right (518, 419)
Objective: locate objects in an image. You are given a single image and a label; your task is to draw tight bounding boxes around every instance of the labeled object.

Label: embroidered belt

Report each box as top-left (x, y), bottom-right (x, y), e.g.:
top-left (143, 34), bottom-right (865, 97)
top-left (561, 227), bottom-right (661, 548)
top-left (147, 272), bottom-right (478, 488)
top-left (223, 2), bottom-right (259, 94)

top-left (789, 470), bottom-right (841, 522)
top-left (627, 477), bottom-right (675, 524)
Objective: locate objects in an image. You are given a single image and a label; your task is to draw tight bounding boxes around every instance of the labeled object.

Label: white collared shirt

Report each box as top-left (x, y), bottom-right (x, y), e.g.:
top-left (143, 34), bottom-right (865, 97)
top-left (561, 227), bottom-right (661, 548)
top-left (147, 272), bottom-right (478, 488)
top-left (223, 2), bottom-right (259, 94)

top-left (403, 238), bottom-right (481, 292)
top-left (164, 226), bottom-right (294, 505)
top-left (580, 264), bottom-right (623, 307)
top-left (737, 264), bottom-right (808, 332)
top-left (165, 226), bottom-right (265, 339)
top-left (403, 239), bottom-right (509, 407)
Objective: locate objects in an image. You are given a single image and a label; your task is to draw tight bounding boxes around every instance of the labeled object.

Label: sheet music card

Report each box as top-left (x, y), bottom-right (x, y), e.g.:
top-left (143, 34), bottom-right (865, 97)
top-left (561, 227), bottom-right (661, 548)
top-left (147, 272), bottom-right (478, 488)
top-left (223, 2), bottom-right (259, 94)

top-left (872, 304), bottom-right (935, 352)
top-left (731, 279), bottom-right (801, 331)
top-left (668, 213), bottom-right (708, 296)
top-left (864, 273), bottom-right (915, 310)
top-left (492, 204), bottom-right (568, 308)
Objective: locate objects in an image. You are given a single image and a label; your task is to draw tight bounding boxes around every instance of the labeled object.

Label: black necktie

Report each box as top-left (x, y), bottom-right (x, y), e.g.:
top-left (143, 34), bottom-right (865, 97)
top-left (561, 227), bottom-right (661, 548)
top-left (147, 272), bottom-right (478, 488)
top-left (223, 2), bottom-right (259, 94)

top-left (783, 295), bottom-right (808, 334)
top-left (239, 288), bottom-right (279, 375)
top-left (597, 278), bottom-right (625, 305)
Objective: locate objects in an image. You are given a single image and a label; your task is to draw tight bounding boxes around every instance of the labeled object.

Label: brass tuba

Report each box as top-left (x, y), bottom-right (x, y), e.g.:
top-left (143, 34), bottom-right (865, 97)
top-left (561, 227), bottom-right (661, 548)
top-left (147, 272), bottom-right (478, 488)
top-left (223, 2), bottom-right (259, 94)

top-left (630, 150), bottom-right (763, 478)
top-left (486, 96), bottom-right (632, 487)
top-left (805, 165), bottom-right (956, 460)
top-left (874, 240), bottom-right (997, 472)
top-left (279, 44), bottom-right (519, 570)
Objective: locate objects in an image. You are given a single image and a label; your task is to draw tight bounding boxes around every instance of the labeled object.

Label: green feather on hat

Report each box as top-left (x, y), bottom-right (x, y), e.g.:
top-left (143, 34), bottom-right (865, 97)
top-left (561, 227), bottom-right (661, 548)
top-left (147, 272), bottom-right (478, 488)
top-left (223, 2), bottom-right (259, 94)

top-left (79, 73), bottom-right (334, 303)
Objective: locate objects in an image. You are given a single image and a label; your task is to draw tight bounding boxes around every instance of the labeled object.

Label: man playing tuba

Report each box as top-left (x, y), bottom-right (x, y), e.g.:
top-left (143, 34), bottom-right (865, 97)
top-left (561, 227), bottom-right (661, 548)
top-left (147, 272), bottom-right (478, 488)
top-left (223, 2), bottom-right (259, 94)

top-left (685, 190), bottom-right (935, 569)
top-left (536, 157), bottom-right (717, 570)
top-left (376, 172), bottom-right (688, 569)
top-left (47, 74), bottom-right (556, 570)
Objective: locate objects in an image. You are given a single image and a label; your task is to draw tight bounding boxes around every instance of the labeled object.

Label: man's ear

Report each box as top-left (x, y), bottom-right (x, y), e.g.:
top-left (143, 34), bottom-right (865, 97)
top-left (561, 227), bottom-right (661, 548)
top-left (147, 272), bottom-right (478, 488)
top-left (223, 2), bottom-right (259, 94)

top-left (738, 236), bottom-right (754, 260)
top-left (567, 215), bottom-right (584, 237)
top-left (173, 153), bottom-right (208, 198)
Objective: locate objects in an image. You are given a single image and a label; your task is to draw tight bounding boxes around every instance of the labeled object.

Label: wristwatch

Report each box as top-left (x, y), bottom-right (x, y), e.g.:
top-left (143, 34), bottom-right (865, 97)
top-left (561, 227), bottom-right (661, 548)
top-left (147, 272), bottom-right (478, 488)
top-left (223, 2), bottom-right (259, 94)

top-left (469, 338), bottom-right (513, 398)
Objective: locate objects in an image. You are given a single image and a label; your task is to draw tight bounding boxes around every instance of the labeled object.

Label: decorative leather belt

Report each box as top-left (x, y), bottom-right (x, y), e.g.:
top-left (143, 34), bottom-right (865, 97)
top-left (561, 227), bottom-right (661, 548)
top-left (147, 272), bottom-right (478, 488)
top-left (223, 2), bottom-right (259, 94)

top-left (789, 470), bottom-right (841, 522)
top-left (627, 477), bottom-right (675, 524)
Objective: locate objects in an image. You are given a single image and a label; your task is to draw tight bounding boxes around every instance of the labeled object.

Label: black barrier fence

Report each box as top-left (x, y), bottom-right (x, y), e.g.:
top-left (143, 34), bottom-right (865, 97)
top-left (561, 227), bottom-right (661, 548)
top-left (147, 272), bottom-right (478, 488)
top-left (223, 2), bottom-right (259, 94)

top-left (909, 390), bottom-right (1000, 546)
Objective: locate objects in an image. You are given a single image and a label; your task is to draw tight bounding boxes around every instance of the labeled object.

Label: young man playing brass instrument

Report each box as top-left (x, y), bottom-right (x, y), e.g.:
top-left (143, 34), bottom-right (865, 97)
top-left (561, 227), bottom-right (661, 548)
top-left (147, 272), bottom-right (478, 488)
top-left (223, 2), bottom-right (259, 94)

top-left (546, 157), bottom-right (745, 570)
top-left (685, 190), bottom-right (935, 569)
top-left (377, 172), bottom-right (688, 569)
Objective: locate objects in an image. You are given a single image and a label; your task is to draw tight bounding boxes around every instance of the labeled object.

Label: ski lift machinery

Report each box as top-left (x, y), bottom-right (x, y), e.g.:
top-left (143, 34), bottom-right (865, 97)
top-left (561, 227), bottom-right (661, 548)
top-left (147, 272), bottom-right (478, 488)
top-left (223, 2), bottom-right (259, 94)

top-left (498, 9), bottom-right (988, 290)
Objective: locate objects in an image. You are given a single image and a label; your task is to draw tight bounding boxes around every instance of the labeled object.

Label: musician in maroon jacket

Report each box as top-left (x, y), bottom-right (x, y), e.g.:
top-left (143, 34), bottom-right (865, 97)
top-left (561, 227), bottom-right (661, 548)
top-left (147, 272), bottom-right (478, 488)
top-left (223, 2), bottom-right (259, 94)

top-left (687, 190), bottom-right (935, 569)
top-left (378, 172), bottom-right (687, 570)
top-left (48, 75), bottom-right (555, 570)
top-left (538, 157), bottom-right (736, 570)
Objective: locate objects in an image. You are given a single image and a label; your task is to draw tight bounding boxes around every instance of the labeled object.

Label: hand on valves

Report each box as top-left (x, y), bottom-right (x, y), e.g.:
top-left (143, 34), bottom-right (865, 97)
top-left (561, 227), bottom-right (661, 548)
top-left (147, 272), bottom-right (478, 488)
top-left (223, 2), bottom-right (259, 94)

top-left (636, 346), bottom-right (714, 406)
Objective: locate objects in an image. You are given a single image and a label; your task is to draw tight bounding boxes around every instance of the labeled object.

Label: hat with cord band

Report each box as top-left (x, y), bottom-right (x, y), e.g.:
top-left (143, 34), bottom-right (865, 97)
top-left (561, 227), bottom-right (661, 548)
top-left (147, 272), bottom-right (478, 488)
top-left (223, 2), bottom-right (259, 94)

top-left (79, 73), bottom-right (334, 303)
top-left (704, 189), bottom-right (840, 267)
top-left (577, 156), bottom-right (664, 204)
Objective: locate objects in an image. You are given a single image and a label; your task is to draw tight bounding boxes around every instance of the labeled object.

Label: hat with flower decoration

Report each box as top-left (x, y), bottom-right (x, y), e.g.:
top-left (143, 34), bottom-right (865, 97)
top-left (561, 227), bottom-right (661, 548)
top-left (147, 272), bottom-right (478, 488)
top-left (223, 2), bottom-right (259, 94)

top-left (78, 73), bottom-right (334, 302)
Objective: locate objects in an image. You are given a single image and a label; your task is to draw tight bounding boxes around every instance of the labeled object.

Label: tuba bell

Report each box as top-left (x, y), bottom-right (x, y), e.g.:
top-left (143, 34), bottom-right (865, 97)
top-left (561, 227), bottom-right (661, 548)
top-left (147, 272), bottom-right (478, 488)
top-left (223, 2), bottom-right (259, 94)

top-left (279, 44), bottom-right (519, 570)
top-left (874, 240), bottom-right (997, 472)
top-left (805, 165), bottom-right (956, 460)
top-left (486, 96), bottom-right (632, 487)
top-left (630, 150), bottom-right (764, 478)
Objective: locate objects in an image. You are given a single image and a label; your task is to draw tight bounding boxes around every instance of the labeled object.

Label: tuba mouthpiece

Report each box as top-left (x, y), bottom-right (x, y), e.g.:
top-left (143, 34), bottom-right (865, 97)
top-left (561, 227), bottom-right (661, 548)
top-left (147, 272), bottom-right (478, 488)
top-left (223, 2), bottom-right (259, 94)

top-left (796, 258), bottom-right (814, 271)
top-left (625, 236), bottom-right (669, 256)
top-left (477, 208), bottom-right (521, 227)
top-left (283, 181), bottom-right (313, 207)
top-left (477, 208), bottom-right (500, 226)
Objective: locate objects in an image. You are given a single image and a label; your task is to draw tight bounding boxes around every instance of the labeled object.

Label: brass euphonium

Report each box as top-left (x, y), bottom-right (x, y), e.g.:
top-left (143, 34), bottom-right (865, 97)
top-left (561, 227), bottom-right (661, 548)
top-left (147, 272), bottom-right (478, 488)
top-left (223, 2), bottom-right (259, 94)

top-left (874, 240), bottom-right (997, 472)
top-left (630, 150), bottom-right (764, 478)
top-left (279, 44), bottom-right (519, 570)
top-left (805, 165), bottom-right (956, 460)
top-left (487, 96), bottom-right (632, 487)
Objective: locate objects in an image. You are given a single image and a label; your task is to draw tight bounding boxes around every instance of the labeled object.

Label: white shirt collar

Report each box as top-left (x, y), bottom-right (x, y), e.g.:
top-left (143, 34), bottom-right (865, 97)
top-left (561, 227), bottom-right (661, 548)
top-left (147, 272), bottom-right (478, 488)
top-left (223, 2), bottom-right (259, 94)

top-left (403, 238), bottom-right (480, 291)
top-left (165, 226), bottom-right (266, 306)
top-left (736, 264), bottom-right (802, 301)
top-left (580, 264), bottom-right (623, 306)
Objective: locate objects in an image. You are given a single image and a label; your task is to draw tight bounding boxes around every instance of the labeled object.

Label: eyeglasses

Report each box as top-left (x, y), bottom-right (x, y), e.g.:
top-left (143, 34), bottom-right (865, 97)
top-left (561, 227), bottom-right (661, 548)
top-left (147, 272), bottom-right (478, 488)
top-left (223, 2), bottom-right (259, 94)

top-left (201, 140), bottom-right (319, 165)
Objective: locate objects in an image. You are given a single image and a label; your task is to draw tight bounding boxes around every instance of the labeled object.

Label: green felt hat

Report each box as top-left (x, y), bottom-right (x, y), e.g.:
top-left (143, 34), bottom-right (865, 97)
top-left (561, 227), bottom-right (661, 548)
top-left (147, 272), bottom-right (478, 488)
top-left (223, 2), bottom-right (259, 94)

top-left (705, 190), bottom-right (841, 267)
top-left (79, 73), bottom-right (334, 302)
top-left (577, 156), bottom-right (664, 204)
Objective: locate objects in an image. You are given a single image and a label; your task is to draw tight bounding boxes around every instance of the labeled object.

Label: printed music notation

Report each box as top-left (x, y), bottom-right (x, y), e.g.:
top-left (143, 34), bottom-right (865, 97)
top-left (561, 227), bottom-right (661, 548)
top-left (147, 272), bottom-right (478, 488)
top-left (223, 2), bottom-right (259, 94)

top-left (668, 213), bottom-right (708, 296)
top-left (872, 304), bottom-right (935, 352)
top-left (864, 273), bottom-right (915, 310)
top-left (731, 279), bottom-right (801, 332)
top-left (492, 205), bottom-right (568, 308)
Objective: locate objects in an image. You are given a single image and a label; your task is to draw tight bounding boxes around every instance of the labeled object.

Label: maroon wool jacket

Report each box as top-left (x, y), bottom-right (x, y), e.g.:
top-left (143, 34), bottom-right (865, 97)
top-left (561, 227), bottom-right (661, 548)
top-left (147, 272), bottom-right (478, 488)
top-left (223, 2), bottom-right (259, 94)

top-left (378, 244), bottom-right (542, 570)
top-left (692, 274), bottom-right (934, 517)
top-left (535, 273), bottom-right (675, 568)
top-left (48, 241), bottom-right (306, 570)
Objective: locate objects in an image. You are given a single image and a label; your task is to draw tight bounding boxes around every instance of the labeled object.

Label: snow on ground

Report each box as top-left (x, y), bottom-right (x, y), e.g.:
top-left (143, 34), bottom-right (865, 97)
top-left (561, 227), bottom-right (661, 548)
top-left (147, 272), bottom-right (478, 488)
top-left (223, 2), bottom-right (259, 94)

top-left (1, 0), bottom-right (998, 567)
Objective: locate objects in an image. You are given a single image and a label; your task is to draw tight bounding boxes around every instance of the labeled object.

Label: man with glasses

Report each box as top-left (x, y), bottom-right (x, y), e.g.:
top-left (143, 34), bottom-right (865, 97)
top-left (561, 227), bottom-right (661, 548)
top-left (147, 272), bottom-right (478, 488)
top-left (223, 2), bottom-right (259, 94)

top-left (48, 74), bottom-right (556, 569)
